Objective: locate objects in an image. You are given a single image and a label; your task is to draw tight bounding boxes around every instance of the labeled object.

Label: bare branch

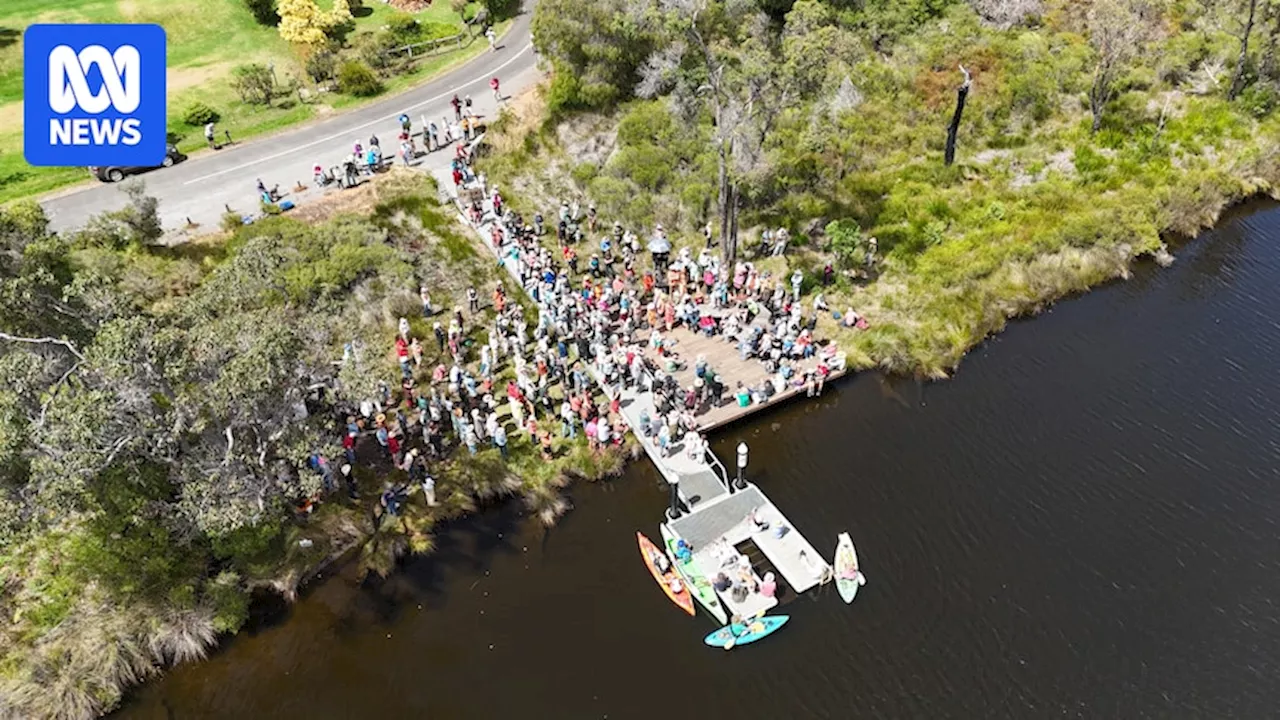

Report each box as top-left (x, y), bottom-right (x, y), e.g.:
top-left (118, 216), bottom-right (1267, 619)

top-left (637, 43), bottom-right (685, 99)
top-left (0, 332), bottom-right (86, 361)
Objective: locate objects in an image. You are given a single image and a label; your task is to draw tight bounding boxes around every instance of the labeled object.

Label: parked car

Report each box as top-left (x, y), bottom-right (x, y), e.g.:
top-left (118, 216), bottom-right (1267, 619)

top-left (89, 145), bottom-right (184, 182)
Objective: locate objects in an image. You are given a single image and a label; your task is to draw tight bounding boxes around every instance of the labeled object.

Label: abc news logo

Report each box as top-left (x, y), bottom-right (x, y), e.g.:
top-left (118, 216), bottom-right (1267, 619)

top-left (48, 44), bottom-right (144, 146)
top-left (24, 24), bottom-right (166, 167)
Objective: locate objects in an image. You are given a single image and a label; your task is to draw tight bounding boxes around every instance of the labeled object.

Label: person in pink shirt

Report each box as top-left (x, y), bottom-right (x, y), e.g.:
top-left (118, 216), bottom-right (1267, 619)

top-left (759, 572), bottom-right (777, 598)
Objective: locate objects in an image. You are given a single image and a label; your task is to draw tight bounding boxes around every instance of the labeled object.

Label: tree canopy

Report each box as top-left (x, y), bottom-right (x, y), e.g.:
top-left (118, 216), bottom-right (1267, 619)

top-left (0, 174), bottom-right (472, 718)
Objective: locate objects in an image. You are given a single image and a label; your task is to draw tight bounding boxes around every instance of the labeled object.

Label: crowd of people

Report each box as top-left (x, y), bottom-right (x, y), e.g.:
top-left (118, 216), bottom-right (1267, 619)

top-left (455, 185), bottom-right (852, 431)
top-left (311, 87), bottom-right (499, 191)
top-left (300, 86), bottom-right (862, 530)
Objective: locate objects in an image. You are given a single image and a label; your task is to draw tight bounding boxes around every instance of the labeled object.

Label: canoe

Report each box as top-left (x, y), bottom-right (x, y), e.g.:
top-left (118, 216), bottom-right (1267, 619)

top-left (660, 524), bottom-right (729, 625)
top-left (637, 531), bottom-right (695, 615)
top-left (834, 531), bottom-right (866, 604)
top-left (703, 615), bottom-right (790, 649)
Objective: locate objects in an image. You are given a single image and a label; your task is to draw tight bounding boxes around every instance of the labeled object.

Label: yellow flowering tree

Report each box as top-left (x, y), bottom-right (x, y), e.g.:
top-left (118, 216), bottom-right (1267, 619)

top-left (278, 0), bottom-right (353, 47)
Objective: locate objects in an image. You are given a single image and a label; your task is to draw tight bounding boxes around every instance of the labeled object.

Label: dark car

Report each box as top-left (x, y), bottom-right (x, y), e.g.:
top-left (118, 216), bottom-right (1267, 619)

top-left (89, 144), bottom-right (184, 182)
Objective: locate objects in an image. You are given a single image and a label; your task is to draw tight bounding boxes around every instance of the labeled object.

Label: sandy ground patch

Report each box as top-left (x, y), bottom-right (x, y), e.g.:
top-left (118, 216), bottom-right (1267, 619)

top-left (0, 101), bottom-right (22, 133)
top-left (168, 62), bottom-right (236, 93)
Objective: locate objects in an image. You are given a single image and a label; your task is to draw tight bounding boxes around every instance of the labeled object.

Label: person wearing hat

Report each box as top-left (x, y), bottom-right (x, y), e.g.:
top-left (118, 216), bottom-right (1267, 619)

top-left (340, 463), bottom-right (358, 500)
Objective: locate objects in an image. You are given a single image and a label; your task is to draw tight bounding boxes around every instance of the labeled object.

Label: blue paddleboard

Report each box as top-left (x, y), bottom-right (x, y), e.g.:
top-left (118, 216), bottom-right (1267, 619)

top-left (703, 615), bottom-right (790, 648)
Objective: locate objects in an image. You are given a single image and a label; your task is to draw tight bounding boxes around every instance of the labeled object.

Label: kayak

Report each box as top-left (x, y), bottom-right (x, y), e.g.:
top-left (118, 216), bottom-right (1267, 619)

top-left (703, 615), bottom-right (790, 649)
top-left (834, 531), bottom-right (867, 604)
top-left (637, 531), bottom-right (695, 615)
top-left (660, 524), bottom-right (729, 625)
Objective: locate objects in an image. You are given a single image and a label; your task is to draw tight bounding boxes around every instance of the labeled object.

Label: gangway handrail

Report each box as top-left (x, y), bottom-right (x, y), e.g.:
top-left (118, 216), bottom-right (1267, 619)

top-left (703, 446), bottom-right (731, 489)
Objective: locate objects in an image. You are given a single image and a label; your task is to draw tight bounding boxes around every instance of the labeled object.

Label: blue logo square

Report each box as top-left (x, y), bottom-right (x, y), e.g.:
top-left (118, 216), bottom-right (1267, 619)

top-left (23, 24), bottom-right (167, 168)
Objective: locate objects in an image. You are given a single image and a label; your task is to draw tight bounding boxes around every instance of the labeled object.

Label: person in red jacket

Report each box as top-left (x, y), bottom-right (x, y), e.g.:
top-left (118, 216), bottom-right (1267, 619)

top-left (490, 76), bottom-right (501, 103)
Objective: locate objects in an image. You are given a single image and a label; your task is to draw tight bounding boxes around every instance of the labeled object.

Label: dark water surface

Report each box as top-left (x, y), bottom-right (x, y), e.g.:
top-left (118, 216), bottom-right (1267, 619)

top-left (118, 203), bottom-right (1280, 720)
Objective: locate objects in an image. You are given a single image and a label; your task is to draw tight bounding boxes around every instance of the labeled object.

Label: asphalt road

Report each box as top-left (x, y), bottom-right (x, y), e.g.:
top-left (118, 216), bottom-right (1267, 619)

top-left (39, 10), bottom-right (539, 235)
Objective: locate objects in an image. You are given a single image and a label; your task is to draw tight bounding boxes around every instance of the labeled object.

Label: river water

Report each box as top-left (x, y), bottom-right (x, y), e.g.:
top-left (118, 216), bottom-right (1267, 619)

top-left (117, 202), bottom-right (1280, 719)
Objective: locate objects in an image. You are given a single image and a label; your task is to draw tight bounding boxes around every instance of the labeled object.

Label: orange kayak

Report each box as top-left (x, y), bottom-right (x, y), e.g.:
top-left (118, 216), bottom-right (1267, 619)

top-left (637, 531), bottom-right (695, 615)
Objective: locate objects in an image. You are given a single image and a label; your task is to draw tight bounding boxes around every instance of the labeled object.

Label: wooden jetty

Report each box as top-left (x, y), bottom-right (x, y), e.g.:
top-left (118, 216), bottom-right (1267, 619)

top-left (642, 323), bottom-right (849, 433)
top-left (445, 173), bottom-right (836, 613)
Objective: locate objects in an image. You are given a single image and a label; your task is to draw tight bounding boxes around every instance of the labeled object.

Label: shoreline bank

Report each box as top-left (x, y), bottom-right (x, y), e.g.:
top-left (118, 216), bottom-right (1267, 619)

top-left (82, 179), bottom-right (1277, 720)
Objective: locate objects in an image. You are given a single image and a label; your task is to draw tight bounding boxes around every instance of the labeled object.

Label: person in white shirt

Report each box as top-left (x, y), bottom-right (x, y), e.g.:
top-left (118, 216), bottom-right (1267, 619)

top-left (421, 472), bottom-right (437, 507)
top-left (560, 401), bottom-right (575, 438)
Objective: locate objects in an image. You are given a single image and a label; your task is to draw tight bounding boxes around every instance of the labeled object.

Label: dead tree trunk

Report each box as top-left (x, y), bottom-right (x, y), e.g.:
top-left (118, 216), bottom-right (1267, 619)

top-left (727, 184), bottom-right (739, 263)
top-left (717, 138), bottom-right (735, 266)
top-left (944, 65), bottom-right (972, 166)
top-left (1230, 0), bottom-right (1260, 100)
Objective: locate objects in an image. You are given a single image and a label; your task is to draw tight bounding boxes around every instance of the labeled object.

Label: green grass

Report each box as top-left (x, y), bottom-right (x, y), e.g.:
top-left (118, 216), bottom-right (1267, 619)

top-left (0, 0), bottom-right (497, 203)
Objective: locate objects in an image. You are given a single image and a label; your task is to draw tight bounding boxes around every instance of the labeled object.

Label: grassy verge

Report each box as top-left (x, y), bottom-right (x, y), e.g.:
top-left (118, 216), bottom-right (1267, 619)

top-left (0, 0), bottom-right (505, 203)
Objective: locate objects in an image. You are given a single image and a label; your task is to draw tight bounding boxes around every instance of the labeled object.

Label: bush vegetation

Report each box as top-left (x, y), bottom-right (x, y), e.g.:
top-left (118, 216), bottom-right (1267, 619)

top-left (498, 0), bottom-right (1280, 377)
top-left (181, 102), bottom-right (222, 127)
top-left (0, 172), bottom-right (629, 718)
top-left (243, 0), bottom-right (280, 26)
top-left (337, 60), bottom-right (384, 96)
top-left (230, 63), bottom-right (279, 105)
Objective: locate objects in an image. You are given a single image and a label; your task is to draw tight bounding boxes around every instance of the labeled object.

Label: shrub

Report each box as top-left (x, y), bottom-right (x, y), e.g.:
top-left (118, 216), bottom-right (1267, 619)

top-left (181, 102), bottom-right (220, 127)
top-left (546, 63), bottom-right (584, 116)
top-left (570, 162), bottom-right (598, 188)
top-left (1237, 84), bottom-right (1278, 119)
top-left (230, 63), bottom-right (277, 105)
top-left (483, 0), bottom-right (518, 20)
top-left (337, 60), bottom-right (384, 96)
top-left (826, 219), bottom-right (867, 269)
top-left (1072, 143), bottom-right (1108, 181)
top-left (305, 48), bottom-right (338, 82)
top-left (221, 211), bottom-right (245, 232)
top-left (386, 12), bottom-right (420, 41)
top-left (353, 31), bottom-right (398, 71)
top-left (244, 0), bottom-right (279, 25)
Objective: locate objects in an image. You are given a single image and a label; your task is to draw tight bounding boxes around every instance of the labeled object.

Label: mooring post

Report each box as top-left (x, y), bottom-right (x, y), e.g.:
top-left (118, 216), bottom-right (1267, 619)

top-left (669, 475), bottom-right (683, 519)
top-left (735, 442), bottom-right (748, 491)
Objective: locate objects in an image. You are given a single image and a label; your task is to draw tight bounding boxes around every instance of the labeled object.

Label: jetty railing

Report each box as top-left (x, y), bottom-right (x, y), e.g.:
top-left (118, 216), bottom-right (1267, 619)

top-left (702, 445), bottom-right (731, 490)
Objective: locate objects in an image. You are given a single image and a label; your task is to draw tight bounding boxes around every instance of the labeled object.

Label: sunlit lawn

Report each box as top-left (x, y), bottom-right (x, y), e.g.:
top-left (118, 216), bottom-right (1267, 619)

top-left (0, 0), bottom-right (492, 203)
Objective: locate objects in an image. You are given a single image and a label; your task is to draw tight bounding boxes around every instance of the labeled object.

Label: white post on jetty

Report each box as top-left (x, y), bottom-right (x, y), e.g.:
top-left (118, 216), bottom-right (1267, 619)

top-left (669, 474), bottom-right (683, 518)
top-left (735, 442), bottom-right (748, 492)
